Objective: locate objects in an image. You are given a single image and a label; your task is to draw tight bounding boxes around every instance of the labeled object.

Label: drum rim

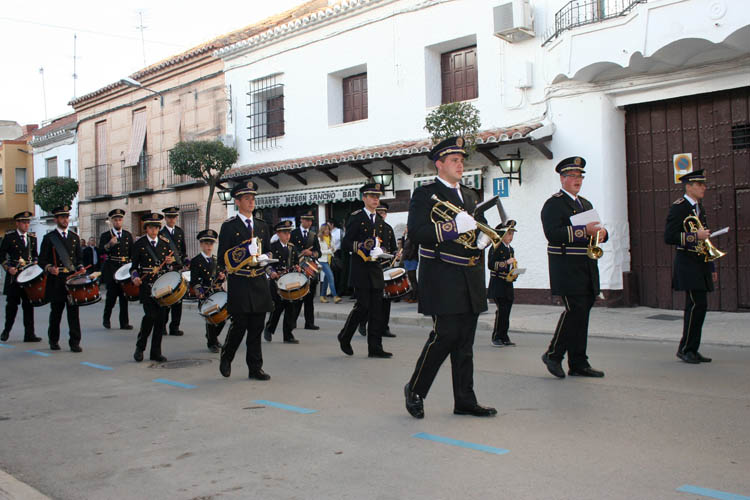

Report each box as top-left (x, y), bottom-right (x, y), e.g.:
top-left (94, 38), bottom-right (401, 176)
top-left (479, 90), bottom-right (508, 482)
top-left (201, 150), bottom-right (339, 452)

top-left (17, 265), bottom-right (43, 282)
top-left (115, 263), bottom-right (132, 281)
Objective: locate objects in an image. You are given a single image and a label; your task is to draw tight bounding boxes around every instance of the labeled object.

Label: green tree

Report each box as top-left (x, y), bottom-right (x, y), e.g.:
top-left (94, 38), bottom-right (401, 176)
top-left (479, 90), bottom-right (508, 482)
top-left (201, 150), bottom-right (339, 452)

top-left (169, 140), bottom-right (238, 229)
top-left (424, 102), bottom-right (482, 152)
top-left (33, 177), bottom-right (79, 212)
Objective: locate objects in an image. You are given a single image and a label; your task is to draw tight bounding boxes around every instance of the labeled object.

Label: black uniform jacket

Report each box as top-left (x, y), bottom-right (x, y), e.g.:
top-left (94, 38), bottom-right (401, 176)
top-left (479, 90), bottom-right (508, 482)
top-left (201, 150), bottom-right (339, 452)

top-left (342, 209), bottom-right (390, 290)
top-left (39, 229), bottom-right (83, 301)
top-left (130, 235), bottom-right (174, 302)
top-left (98, 229), bottom-right (134, 285)
top-left (160, 225), bottom-right (187, 267)
top-left (82, 246), bottom-right (101, 272)
top-left (487, 243), bottom-right (514, 301)
top-left (290, 227), bottom-right (321, 261)
top-left (407, 180), bottom-right (487, 316)
top-left (378, 222), bottom-right (398, 270)
top-left (189, 252), bottom-right (219, 298)
top-left (268, 240), bottom-right (300, 275)
top-left (0, 230), bottom-right (38, 294)
top-left (217, 215), bottom-right (273, 315)
top-left (664, 196), bottom-right (714, 292)
top-left (541, 190), bottom-right (608, 296)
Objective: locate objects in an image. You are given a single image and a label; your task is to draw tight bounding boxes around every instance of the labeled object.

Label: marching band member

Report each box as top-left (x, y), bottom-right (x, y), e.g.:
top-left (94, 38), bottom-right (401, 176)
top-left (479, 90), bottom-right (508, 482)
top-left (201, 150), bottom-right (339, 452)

top-left (487, 220), bottom-right (517, 347)
top-left (161, 207), bottom-right (188, 336)
top-left (404, 137), bottom-right (496, 419)
top-left (264, 220), bottom-right (302, 344)
top-left (130, 213), bottom-right (173, 362)
top-left (190, 229), bottom-right (225, 353)
top-left (336, 183), bottom-right (392, 359)
top-left (38, 206), bottom-right (84, 352)
top-left (99, 208), bottom-right (134, 330)
top-left (290, 211), bottom-right (321, 331)
top-left (217, 180), bottom-right (274, 380)
top-left (0, 211), bottom-right (40, 342)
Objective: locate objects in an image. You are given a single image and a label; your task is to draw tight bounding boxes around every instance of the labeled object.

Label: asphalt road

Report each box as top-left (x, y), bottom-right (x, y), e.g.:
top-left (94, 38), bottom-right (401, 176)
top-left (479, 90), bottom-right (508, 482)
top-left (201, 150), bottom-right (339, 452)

top-left (1, 300), bottom-right (749, 500)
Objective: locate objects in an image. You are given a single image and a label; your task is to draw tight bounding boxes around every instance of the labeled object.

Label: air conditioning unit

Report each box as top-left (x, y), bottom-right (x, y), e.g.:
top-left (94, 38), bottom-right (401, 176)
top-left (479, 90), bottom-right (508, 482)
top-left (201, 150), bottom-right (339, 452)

top-left (220, 134), bottom-right (235, 148)
top-left (493, 0), bottom-right (535, 43)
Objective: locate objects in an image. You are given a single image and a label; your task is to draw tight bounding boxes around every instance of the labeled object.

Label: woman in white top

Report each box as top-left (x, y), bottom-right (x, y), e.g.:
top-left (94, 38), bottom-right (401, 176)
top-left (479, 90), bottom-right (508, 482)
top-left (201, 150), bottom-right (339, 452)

top-left (318, 223), bottom-right (341, 303)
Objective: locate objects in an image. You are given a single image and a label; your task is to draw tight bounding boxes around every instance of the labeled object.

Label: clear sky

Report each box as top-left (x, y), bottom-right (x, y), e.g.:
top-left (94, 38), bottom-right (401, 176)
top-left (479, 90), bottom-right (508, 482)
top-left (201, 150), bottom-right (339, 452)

top-left (0, 0), bottom-right (304, 127)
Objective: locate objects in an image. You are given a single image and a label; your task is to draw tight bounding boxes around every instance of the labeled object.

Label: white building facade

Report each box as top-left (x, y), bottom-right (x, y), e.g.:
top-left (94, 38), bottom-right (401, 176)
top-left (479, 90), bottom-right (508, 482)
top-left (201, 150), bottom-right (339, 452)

top-left (217, 0), bottom-right (750, 310)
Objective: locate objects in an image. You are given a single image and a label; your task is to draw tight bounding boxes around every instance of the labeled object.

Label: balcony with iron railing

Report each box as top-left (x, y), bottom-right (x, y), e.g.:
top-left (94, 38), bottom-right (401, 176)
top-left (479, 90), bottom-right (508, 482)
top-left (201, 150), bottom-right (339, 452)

top-left (84, 164), bottom-right (110, 200)
top-left (543, 0), bottom-right (646, 45)
top-left (122, 155), bottom-right (152, 194)
top-left (166, 168), bottom-right (205, 188)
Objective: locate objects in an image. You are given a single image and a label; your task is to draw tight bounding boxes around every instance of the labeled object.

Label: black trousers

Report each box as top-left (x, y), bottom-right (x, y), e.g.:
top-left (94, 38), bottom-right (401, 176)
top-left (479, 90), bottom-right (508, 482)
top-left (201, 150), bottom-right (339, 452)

top-left (136, 298), bottom-right (167, 359)
top-left (103, 282), bottom-right (129, 327)
top-left (297, 278), bottom-right (316, 326)
top-left (266, 290), bottom-right (299, 340)
top-left (206, 321), bottom-right (225, 347)
top-left (406, 269), bottom-right (418, 301)
top-left (680, 290), bottom-right (708, 354)
top-left (339, 286), bottom-right (383, 352)
top-left (48, 300), bottom-right (81, 347)
top-left (167, 301), bottom-right (183, 333)
top-left (491, 297), bottom-right (513, 343)
top-left (545, 294), bottom-right (595, 369)
top-left (407, 313), bottom-right (479, 409)
top-left (360, 298), bottom-right (391, 331)
top-left (222, 312), bottom-right (265, 372)
top-left (3, 286), bottom-right (35, 339)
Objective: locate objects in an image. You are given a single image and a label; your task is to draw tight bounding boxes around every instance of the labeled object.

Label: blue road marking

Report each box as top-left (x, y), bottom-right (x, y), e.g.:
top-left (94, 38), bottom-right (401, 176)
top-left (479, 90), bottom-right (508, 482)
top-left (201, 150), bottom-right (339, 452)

top-left (80, 362), bottom-right (113, 371)
top-left (26, 350), bottom-right (51, 357)
top-left (677, 485), bottom-right (750, 500)
top-left (153, 378), bottom-right (197, 389)
top-left (412, 432), bottom-right (509, 455)
top-left (253, 400), bottom-right (317, 414)
top-left (0, 343), bottom-right (14, 348)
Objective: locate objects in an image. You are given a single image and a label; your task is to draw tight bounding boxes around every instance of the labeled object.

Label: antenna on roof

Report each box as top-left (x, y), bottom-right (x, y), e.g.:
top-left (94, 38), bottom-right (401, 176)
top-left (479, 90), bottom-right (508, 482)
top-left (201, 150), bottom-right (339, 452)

top-left (39, 67), bottom-right (48, 121)
top-left (136, 10), bottom-right (147, 66)
top-left (72, 33), bottom-right (78, 99)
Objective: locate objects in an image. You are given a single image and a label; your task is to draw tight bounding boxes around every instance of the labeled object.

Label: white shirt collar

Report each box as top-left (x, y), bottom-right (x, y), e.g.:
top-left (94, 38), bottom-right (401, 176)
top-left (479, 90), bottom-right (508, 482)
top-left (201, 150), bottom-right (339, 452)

top-left (238, 213), bottom-right (252, 226)
top-left (18, 229), bottom-right (27, 238)
top-left (436, 175), bottom-right (463, 201)
top-left (363, 208), bottom-right (377, 219)
top-left (561, 188), bottom-right (579, 201)
top-left (684, 194), bottom-right (698, 206)
top-left (57, 227), bottom-right (68, 236)
top-left (201, 252), bottom-right (212, 260)
top-left (147, 235), bottom-right (159, 245)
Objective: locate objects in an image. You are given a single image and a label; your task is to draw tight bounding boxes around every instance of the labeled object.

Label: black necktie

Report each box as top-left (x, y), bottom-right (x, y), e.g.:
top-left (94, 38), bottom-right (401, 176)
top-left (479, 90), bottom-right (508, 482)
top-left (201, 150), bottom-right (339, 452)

top-left (370, 214), bottom-right (375, 224)
top-left (246, 218), bottom-right (253, 236)
top-left (151, 240), bottom-right (156, 248)
top-left (575, 198), bottom-right (584, 211)
top-left (62, 231), bottom-right (67, 240)
top-left (117, 231), bottom-right (121, 239)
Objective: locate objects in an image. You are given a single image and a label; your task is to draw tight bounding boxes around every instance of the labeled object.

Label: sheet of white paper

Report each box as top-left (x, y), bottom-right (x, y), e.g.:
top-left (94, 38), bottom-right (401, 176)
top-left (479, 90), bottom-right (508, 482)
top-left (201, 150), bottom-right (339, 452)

top-left (511, 268), bottom-right (526, 276)
top-left (710, 227), bottom-right (729, 238)
top-left (569, 209), bottom-right (602, 227)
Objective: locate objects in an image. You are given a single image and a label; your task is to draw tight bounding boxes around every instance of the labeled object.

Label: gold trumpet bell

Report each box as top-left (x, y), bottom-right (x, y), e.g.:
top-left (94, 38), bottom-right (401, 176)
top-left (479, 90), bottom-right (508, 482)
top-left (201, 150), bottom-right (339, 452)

top-left (703, 239), bottom-right (726, 262)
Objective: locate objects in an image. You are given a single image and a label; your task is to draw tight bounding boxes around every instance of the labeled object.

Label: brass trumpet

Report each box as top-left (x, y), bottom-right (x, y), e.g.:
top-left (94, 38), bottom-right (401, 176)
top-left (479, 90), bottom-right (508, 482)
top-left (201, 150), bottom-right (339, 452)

top-left (430, 194), bottom-right (502, 249)
top-left (505, 260), bottom-right (519, 282)
top-left (587, 230), bottom-right (604, 260)
top-left (683, 215), bottom-right (726, 262)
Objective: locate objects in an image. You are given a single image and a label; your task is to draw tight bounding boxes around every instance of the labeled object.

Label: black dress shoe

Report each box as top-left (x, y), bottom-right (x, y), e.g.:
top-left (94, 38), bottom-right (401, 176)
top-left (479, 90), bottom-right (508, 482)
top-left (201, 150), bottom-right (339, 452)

top-left (219, 356), bottom-right (231, 377)
top-left (150, 355), bottom-right (168, 362)
top-left (134, 349), bottom-right (144, 362)
top-left (337, 332), bottom-right (353, 356)
top-left (404, 384), bottom-right (424, 419)
top-left (695, 352), bottom-right (712, 363)
top-left (121, 325), bottom-right (134, 330)
top-left (24, 336), bottom-right (42, 343)
top-left (207, 344), bottom-right (220, 353)
top-left (491, 339), bottom-right (505, 347)
top-left (454, 404), bottom-right (498, 417)
top-left (283, 337), bottom-right (300, 344)
top-left (50, 343), bottom-right (61, 351)
top-left (568, 366), bottom-right (605, 377)
top-left (542, 353), bottom-right (565, 378)
top-left (502, 340), bottom-right (516, 346)
top-left (70, 345), bottom-right (83, 353)
top-left (368, 350), bottom-right (393, 358)
top-left (248, 369), bottom-right (270, 381)
top-left (264, 329), bottom-right (272, 342)
top-left (382, 330), bottom-right (397, 338)
top-left (102, 321), bottom-right (111, 329)
top-left (169, 330), bottom-right (184, 336)
top-left (358, 324), bottom-right (367, 336)
top-left (677, 351), bottom-right (700, 364)
top-left (304, 324), bottom-right (320, 331)
top-left (0, 331), bottom-right (9, 342)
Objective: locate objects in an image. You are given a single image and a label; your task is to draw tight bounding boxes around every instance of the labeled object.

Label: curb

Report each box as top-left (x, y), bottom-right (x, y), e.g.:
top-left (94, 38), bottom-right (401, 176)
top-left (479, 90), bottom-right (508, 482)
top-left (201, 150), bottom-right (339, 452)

top-left (0, 469), bottom-right (50, 500)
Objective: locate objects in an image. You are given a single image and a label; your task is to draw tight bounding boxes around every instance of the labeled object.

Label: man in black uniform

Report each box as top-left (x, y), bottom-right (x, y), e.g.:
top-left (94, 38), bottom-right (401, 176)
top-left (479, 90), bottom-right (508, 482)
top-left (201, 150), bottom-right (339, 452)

top-left (358, 201), bottom-right (398, 338)
top-left (403, 137), bottom-right (496, 419)
top-left (0, 211), bottom-right (41, 342)
top-left (99, 208), bottom-right (134, 330)
top-left (161, 207), bottom-right (188, 336)
top-left (189, 229), bottom-right (225, 353)
top-left (290, 211), bottom-right (321, 330)
top-left (540, 156), bottom-right (608, 379)
top-left (130, 213), bottom-right (174, 362)
top-left (664, 169), bottom-right (718, 364)
top-left (264, 220), bottom-right (302, 344)
top-left (336, 183), bottom-right (392, 359)
top-left (487, 220), bottom-right (518, 347)
top-left (217, 180), bottom-right (274, 380)
top-left (38, 206), bottom-right (84, 352)
top-left (83, 237), bottom-right (100, 272)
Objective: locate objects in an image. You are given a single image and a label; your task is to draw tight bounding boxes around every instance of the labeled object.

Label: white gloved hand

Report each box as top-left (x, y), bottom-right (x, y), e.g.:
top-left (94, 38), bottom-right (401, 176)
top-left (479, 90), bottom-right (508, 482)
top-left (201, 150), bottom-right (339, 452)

top-left (247, 238), bottom-right (259, 255)
top-left (370, 247), bottom-right (384, 259)
top-left (455, 211), bottom-right (477, 234)
top-left (475, 232), bottom-right (492, 250)
top-left (257, 253), bottom-right (269, 263)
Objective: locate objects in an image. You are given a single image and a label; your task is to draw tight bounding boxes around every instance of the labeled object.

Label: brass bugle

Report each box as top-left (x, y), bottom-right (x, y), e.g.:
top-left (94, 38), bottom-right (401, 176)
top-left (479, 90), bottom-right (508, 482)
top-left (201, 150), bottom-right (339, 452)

top-left (430, 194), bottom-right (502, 249)
top-left (683, 215), bottom-right (726, 262)
top-left (587, 230), bottom-right (603, 260)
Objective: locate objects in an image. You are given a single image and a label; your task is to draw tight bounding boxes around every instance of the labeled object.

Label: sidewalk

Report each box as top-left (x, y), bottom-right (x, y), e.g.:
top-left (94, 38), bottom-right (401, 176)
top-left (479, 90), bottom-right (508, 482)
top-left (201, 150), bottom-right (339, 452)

top-left (311, 297), bottom-right (750, 348)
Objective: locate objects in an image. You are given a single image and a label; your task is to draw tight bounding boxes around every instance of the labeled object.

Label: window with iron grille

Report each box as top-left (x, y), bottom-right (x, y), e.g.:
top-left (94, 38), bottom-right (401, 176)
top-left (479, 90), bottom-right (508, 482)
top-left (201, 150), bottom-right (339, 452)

top-left (179, 204), bottom-right (200, 258)
top-left (441, 46), bottom-right (478, 104)
top-left (46, 157), bottom-right (58, 177)
top-left (91, 213), bottom-right (108, 240)
top-left (732, 123), bottom-right (750, 150)
top-left (343, 73), bottom-right (368, 123)
top-left (247, 74), bottom-right (284, 150)
top-left (15, 168), bottom-right (27, 193)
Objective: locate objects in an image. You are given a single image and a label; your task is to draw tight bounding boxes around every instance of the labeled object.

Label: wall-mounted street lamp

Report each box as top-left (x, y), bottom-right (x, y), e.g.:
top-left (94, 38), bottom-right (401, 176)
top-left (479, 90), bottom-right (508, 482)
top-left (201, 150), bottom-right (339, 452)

top-left (119, 77), bottom-right (163, 107)
top-left (217, 189), bottom-right (233, 206)
top-left (498, 149), bottom-right (524, 185)
top-left (372, 167), bottom-right (395, 193)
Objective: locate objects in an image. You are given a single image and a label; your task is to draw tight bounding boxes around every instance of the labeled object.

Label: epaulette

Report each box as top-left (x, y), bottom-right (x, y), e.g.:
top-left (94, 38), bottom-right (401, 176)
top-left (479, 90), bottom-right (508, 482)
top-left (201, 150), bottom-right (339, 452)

top-left (552, 192), bottom-right (563, 197)
top-left (419, 179), bottom-right (436, 186)
top-left (288, 242), bottom-right (295, 247)
top-left (351, 209), bottom-right (362, 216)
top-left (459, 182), bottom-right (481, 194)
top-left (159, 235), bottom-right (170, 243)
top-left (578, 195), bottom-right (590, 204)
top-left (673, 197), bottom-right (685, 205)
top-left (225, 215), bottom-right (237, 222)
top-left (4, 230), bottom-right (12, 235)
top-left (68, 230), bottom-right (79, 237)
top-left (254, 216), bottom-right (265, 223)
top-left (28, 232), bottom-right (36, 238)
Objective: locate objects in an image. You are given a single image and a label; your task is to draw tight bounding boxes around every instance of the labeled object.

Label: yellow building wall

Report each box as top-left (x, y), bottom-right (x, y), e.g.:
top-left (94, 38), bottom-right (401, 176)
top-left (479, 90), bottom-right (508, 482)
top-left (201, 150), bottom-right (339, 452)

top-left (0, 142), bottom-right (35, 232)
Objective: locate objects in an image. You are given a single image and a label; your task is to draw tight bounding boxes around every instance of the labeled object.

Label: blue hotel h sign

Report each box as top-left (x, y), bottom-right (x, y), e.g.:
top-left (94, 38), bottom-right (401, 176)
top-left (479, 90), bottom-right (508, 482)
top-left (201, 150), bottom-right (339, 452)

top-left (492, 177), bottom-right (510, 198)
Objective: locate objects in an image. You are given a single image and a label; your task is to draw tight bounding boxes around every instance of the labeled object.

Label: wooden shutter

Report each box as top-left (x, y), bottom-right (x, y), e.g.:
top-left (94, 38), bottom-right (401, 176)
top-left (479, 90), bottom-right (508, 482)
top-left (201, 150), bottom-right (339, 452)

top-left (267, 95), bottom-right (285, 138)
top-left (343, 73), bottom-right (368, 123)
top-left (441, 46), bottom-right (478, 104)
top-left (95, 121), bottom-right (107, 166)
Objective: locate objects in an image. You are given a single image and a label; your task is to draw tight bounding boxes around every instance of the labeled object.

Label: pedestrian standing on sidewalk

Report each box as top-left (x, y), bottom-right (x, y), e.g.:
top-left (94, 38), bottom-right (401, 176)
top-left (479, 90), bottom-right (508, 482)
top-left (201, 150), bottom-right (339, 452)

top-left (318, 223), bottom-right (341, 303)
top-left (487, 220), bottom-right (517, 347)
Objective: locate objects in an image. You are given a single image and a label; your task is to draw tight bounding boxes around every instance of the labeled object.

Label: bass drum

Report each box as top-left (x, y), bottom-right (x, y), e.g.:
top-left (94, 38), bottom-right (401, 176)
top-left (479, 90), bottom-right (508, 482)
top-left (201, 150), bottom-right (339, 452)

top-left (114, 263), bottom-right (140, 302)
top-left (16, 264), bottom-right (48, 307)
top-left (199, 291), bottom-right (229, 326)
top-left (151, 271), bottom-right (187, 307)
top-left (66, 274), bottom-right (101, 306)
top-left (276, 272), bottom-right (310, 301)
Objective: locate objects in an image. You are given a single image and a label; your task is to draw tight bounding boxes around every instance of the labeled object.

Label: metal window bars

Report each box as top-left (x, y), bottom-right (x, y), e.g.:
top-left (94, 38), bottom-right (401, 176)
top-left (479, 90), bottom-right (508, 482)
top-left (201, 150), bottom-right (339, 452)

top-left (731, 123), bottom-right (750, 151)
top-left (543, 0), bottom-right (646, 45)
top-left (122, 154), bottom-right (151, 193)
top-left (84, 164), bottom-right (109, 199)
top-left (178, 203), bottom-right (200, 258)
top-left (247, 74), bottom-right (284, 151)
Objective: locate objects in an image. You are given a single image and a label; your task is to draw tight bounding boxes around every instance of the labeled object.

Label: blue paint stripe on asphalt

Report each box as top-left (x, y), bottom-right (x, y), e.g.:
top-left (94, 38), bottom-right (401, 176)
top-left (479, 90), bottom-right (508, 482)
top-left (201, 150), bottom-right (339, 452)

top-left (0, 343), bottom-right (14, 348)
top-left (26, 350), bottom-right (51, 357)
top-left (80, 362), bottom-right (113, 371)
top-left (153, 378), bottom-right (197, 389)
top-left (677, 485), bottom-right (750, 500)
top-left (413, 432), bottom-right (509, 455)
top-left (253, 400), bottom-right (317, 414)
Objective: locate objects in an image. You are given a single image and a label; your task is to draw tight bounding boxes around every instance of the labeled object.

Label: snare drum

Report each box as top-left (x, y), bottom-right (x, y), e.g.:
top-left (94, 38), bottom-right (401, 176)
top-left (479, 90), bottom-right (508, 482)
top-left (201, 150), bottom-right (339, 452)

top-left (66, 275), bottom-right (101, 306)
top-left (15, 264), bottom-right (48, 307)
top-left (276, 272), bottom-right (310, 301)
top-left (298, 257), bottom-right (320, 279)
top-left (383, 267), bottom-right (411, 300)
top-left (199, 291), bottom-right (229, 325)
top-left (151, 271), bottom-right (187, 307)
top-left (182, 271), bottom-right (198, 302)
top-left (114, 263), bottom-right (140, 302)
